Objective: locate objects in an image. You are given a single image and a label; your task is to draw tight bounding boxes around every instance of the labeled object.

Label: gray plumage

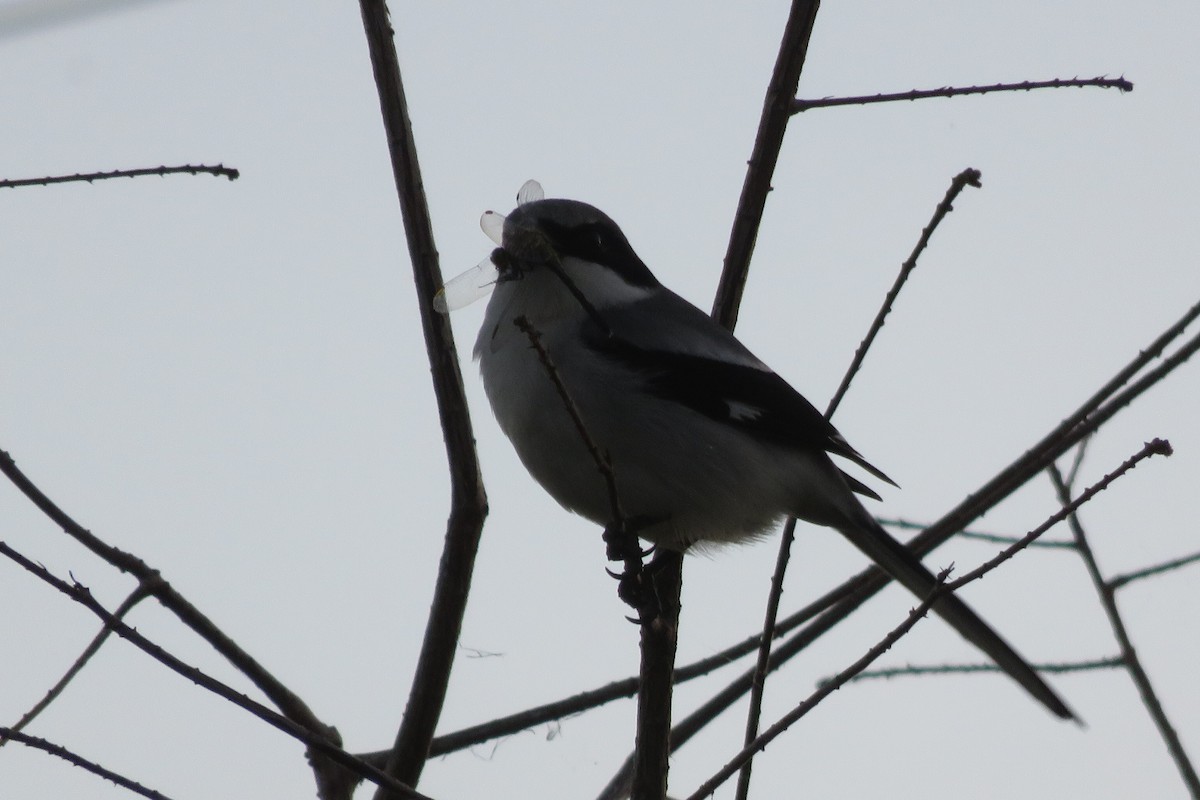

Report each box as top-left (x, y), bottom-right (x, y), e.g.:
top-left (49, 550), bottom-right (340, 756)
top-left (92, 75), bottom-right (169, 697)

top-left (472, 193), bottom-right (1074, 721)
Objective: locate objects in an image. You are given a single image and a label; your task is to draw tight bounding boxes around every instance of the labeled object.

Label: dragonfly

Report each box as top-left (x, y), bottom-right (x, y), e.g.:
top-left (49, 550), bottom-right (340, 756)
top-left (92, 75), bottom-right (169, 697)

top-left (433, 180), bottom-right (544, 313)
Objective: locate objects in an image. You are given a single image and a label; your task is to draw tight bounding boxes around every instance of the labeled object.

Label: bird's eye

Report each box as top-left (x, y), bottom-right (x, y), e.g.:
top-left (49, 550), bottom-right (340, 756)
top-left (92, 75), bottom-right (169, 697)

top-left (592, 231), bottom-right (606, 250)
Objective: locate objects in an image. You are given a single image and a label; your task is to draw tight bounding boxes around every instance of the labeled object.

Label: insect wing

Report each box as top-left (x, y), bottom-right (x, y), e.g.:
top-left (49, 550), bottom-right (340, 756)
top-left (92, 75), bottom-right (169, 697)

top-left (433, 254), bottom-right (501, 313)
top-left (480, 210), bottom-right (505, 246)
top-left (516, 179), bottom-right (544, 205)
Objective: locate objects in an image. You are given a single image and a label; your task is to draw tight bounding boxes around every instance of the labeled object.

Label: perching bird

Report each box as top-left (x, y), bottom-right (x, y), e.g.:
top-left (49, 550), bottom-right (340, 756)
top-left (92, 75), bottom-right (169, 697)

top-left (438, 181), bottom-right (1074, 720)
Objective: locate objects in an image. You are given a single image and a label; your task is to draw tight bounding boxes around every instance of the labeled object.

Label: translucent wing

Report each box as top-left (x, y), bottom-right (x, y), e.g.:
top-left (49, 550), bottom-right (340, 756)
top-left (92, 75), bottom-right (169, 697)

top-left (480, 210), bottom-right (505, 245)
top-left (433, 253), bottom-right (501, 313)
top-left (516, 179), bottom-right (544, 206)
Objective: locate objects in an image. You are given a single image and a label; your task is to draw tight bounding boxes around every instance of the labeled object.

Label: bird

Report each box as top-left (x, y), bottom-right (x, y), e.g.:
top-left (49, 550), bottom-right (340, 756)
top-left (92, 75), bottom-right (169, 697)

top-left (439, 180), bottom-right (1074, 721)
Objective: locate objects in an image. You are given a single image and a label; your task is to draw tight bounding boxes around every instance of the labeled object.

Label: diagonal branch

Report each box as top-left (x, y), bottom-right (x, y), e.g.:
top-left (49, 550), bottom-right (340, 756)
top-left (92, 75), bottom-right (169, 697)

top-left (792, 76), bottom-right (1133, 113)
top-left (356, 3), bottom-right (489, 796)
top-left (846, 656), bottom-right (1125, 683)
top-left (0, 541), bottom-right (434, 800)
top-left (1108, 550), bottom-right (1200, 591)
top-left (0, 727), bottom-right (176, 800)
top-left (1049, 462), bottom-right (1200, 797)
top-left (0, 448), bottom-right (351, 797)
top-left (711, 0), bottom-right (821, 331)
top-left (826, 167), bottom-right (981, 417)
top-left (686, 569), bottom-right (951, 800)
top-left (1, 585), bottom-right (151, 746)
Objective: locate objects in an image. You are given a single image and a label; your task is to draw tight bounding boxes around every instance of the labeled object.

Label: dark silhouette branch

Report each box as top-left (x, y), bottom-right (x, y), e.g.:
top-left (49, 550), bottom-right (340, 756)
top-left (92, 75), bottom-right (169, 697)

top-left (711, 0), bottom-right (821, 330)
top-left (1049, 462), bottom-right (1200, 797)
top-left (792, 76), bottom-right (1133, 113)
top-left (356, 2), bottom-right (489, 796)
top-left (0, 448), bottom-right (352, 798)
top-left (0, 727), bottom-right (176, 800)
top-left (1108, 550), bottom-right (1200, 591)
top-left (0, 164), bottom-right (239, 188)
top-left (881, 517), bottom-right (1077, 549)
top-left (0, 541), bottom-right (434, 800)
top-left (685, 569), bottom-right (952, 800)
top-left (1, 586), bottom-right (151, 747)
top-left (735, 517), bottom-right (795, 800)
top-left (741, 166), bottom-right (981, 798)
top-left (946, 438), bottom-right (1171, 589)
top-left (825, 167), bottom-right (982, 417)
top-left (846, 656), bottom-right (1124, 683)
top-left (693, 438), bottom-right (1168, 799)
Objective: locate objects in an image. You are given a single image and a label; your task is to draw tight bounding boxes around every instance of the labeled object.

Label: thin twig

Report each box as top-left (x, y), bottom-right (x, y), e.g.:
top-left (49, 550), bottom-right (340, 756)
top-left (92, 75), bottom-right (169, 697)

top-left (711, 0), bottom-right (821, 331)
top-left (1108, 550), bottom-right (1200, 591)
top-left (703, 6), bottom-right (822, 797)
top-left (1, 585), bottom-right (151, 747)
top-left (0, 727), bottom-right (176, 800)
top-left (0, 541), bottom-right (434, 800)
top-left (685, 569), bottom-right (952, 800)
top-left (735, 518), bottom-right (795, 800)
top-left (515, 316), bottom-right (647, 607)
top-left (687, 440), bottom-right (1167, 798)
top-left (356, 2), bottom-right (489, 795)
top-left (826, 168), bottom-right (982, 417)
top-left (947, 439), bottom-right (1171, 590)
top-left (880, 517), bottom-right (1077, 549)
top-left (1049, 463), bottom-right (1200, 797)
top-left (0, 448), bottom-right (353, 800)
top-left (845, 656), bottom-right (1124, 683)
top-left (0, 164), bottom-right (239, 188)
top-left (792, 76), bottom-right (1133, 113)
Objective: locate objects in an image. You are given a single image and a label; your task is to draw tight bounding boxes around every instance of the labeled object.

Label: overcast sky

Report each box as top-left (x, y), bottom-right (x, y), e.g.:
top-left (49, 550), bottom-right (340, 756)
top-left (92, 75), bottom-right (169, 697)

top-left (2, 2), bottom-right (1199, 799)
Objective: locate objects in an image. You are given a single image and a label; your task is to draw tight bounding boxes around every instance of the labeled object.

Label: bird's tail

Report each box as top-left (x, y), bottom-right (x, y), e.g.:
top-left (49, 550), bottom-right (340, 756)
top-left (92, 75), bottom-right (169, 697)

top-left (836, 512), bottom-right (1077, 721)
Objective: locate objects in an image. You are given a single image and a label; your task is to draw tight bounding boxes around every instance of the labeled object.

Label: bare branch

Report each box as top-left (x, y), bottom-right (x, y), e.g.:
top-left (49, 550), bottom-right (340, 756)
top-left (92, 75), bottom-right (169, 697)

top-left (792, 76), bottom-right (1133, 113)
top-left (826, 168), bottom-right (981, 417)
top-left (0, 164), bottom-right (239, 188)
top-left (0, 727), bottom-right (176, 800)
top-left (947, 439), bottom-right (1172, 590)
top-left (1, 586), bottom-right (151, 746)
top-left (1049, 464), bottom-right (1200, 796)
top-left (846, 656), bottom-right (1125, 683)
top-left (735, 518), bottom-right (796, 800)
top-left (0, 448), bottom-right (351, 799)
top-left (711, 0), bottom-right (820, 330)
top-left (0, 541), bottom-right (435, 800)
top-left (880, 517), bottom-right (1077, 549)
top-left (1108, 550), bottom-right (1200, 591)
top-left (684, 569), bottom-right (951, 800)
top-left (356, 2), bottom-right (489, 795)
top-left (631, 554), bottom-right (683, 800)
top-left (515, 315), bottom-right (651, 613)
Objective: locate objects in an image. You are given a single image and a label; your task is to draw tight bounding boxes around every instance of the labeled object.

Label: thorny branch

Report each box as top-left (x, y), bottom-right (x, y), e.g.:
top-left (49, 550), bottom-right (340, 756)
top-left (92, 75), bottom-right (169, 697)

top-left (792, 76), bottom-right (1133, 113)
top-left (0, 164), bottom-right (239, 188)
top-left (826, 167), bottom-right (982, 417)
top-left (0, 541), bottom-right (434, 800)
top-left (846, 656), bottom-right (1125, 684)
top-left (689, 438), bottom-right (1170, 800)
top-left (0, 727), bottom-right (176, 800)
top-left (0, 586), bottom-right (152, 746)
top-left (1049, 461), bottom-right (1200, 797)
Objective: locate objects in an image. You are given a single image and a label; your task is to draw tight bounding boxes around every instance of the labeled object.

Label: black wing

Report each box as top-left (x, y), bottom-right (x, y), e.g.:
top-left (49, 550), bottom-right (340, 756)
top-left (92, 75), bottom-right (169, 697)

top-left (593, 336), bottom-right (897, 490)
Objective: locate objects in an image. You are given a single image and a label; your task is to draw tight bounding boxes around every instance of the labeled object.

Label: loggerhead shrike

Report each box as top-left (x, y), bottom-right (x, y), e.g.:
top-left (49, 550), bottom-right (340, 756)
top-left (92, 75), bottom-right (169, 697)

top-left (436, 181), bottom-right (1074, 720)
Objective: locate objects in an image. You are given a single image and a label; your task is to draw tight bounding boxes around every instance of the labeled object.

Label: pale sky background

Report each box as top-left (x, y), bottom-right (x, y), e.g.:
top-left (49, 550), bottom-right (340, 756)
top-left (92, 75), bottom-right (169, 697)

top-left (2, 2), bottom-right (1199, 799)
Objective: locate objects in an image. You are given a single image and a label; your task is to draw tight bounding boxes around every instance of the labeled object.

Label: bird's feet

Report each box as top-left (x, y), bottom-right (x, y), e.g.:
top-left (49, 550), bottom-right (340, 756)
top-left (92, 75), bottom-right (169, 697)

top-left (602, 516), bottom-right (663, 624)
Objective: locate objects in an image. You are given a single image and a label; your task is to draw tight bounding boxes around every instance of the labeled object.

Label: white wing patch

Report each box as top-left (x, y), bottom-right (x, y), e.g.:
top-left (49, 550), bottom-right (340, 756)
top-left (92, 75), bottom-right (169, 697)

top-left (725, 400), bottom-right (764, 422)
